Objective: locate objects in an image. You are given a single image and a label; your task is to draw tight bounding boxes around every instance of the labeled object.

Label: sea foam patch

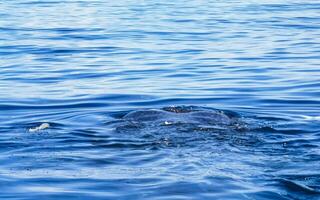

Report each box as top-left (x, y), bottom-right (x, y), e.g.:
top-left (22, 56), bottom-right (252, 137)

top-left (301, 116), bottom-right (320, 121)
top-left (29, 123), bottom-right (50, 132)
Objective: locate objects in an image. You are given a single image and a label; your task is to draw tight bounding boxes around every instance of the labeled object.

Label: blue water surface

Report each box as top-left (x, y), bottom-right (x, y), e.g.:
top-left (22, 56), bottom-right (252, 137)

top-left (1, 0), bottom-right (320, 199)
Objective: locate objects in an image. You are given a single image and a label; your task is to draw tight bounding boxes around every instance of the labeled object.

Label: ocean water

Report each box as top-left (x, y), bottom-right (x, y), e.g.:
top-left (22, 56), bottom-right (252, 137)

top-left (1, 0), bottom-right (320, 199)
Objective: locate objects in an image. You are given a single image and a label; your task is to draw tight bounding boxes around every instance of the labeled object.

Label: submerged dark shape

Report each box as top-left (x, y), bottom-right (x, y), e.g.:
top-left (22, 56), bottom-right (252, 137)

top-left (104, 106), bottom-right (255, 148)
top-left (123, 106), bottom-right (234, 126)
top-left (110, 106), bottom-right (246, 137)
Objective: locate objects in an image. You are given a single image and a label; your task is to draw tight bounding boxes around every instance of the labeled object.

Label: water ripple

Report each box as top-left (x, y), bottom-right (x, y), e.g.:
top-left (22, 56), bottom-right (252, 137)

top-left (1, 0), bottom-right (320, 199)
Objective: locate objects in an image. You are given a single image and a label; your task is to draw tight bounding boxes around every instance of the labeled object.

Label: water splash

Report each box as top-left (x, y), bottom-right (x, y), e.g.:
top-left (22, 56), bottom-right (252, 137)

top-left (29, 123), bottom-right (50, 132)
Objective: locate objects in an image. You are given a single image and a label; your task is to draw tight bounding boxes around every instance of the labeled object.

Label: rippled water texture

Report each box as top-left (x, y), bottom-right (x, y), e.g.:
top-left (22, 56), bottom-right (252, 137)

top-left (1, 0), bottom-right (320, 199)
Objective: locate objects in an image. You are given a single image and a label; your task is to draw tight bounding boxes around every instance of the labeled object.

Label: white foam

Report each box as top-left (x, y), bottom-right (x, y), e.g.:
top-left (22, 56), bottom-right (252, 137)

top-left (301, 115), bottom-right (320, 121)
top-left (29, 123), bottom-right (50, 132)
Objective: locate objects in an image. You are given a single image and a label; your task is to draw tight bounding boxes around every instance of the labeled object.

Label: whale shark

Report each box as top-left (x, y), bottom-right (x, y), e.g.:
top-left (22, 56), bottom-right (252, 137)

top-left (108, 106), bottom-right (246, 137)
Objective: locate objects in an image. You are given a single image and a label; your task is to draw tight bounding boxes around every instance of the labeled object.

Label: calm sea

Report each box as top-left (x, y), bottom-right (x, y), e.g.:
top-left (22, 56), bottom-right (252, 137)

top-left (0, 0), bottom-right (320, 199)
